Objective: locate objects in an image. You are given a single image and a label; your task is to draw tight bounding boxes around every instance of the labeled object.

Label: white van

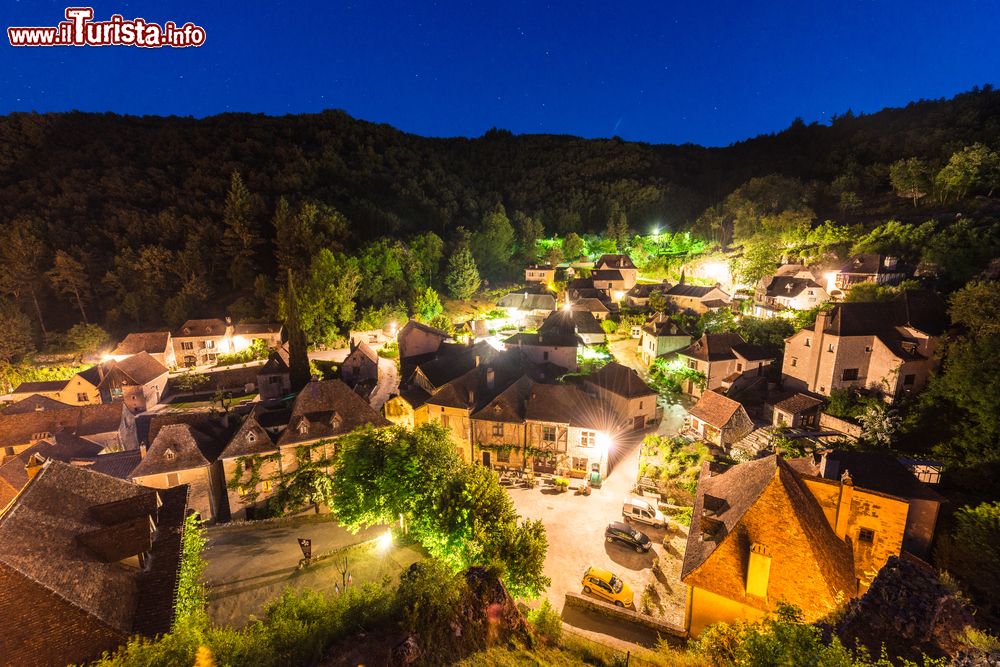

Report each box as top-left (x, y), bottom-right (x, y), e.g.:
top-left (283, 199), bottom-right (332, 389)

top-left (622, 497), bottom-right (665, 528)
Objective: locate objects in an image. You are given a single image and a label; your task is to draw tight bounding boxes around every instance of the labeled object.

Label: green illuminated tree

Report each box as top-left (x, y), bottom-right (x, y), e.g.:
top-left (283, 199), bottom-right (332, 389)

top-left (471, 204), bottom-right (516, 279)
top-left (889, 157), bottom-right (932, 206)
top-left (514, 211), bottom-right (544, 262)
top-left (445, 244), bottom-right (481, 299)
top-left (412, 287), bottom-right (444, 322)
top-left (562, 232), bottom-right (585, 261)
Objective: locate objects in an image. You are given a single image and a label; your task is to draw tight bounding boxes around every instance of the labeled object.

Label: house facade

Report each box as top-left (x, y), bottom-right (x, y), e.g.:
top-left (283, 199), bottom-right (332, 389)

top-left (832, 254), bottom-right (911, 291)
top-left (584, 362), bottom-right (658, 431)
top-left (129, 423), bottom-right (220, 521)
top-left (11, 370), bottom-right (102, 406)
top-left (594, 254), bottom-right (639, 291)
top-left (341, 339), bottom-right (379, 387)
top-left (257, 347), bottom-right (291, 400)
top-left (0, 402), bottom-right (137, 460)
top-left (97, 352), bottom-right (170, 413)
top-left (676, 333), bottom-right (775, 397)
top-left (524, 264), bottom-right (556, 285)
top-left (173, 318), bottom-right (233, 366)
top-left (685, 390), bottom-right (754, 447)
top-left (503, 312), bottom-right (579, 371)
top-left (663, 284), bottom-right (731, 315)
top-left (397, 319), bottom-right (451, 361)
top-left (109, 331), bottom-right (176, 368)
top-left (781, 292), bottom-right (947, 401)
top-left (638, 313), bottom-right (692, 365)
top-left (753, 266), bottom-right (829, 318)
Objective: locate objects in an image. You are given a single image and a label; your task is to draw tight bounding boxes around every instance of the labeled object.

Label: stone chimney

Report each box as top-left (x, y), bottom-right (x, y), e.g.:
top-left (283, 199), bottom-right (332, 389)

top-left (746, 543), bottom-right (772, 598)
top-left (834, 470), bottom-right (854, 540)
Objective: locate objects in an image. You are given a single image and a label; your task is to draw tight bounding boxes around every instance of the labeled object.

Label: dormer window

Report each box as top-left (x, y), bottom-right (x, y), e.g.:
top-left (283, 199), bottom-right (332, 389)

top-left (183, 327), bottom-right (191, 335)
top-left (297, 421), bottom-right (309, 435)
top-left (164, 448), bottom-right (175, 460)
top-left (330, 412), bottom-right (343, 429)
top-left (246, 432), bottom-right (257, 444)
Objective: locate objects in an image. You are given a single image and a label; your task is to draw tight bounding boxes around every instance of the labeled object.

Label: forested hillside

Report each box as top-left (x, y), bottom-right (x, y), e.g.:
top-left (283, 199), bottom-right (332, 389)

top-left (0, 85), bottom-right (998, 336)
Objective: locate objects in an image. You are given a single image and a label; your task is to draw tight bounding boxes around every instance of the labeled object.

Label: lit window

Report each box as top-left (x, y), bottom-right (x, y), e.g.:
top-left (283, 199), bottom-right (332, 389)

top-left (542, 426), bottom-right (556, 443)
top-left (492, 423), bottom-right (504, 437)
top-left (580, 431), bottom-right (596, 447)
top-left (76, 393), bottom-right (89, 402)
top-left (572, 457), bottom-right (588, 471)
top-left (261, 480), bottom-right (273, 493)
top-left (687, 359), bottom-right (698, 370)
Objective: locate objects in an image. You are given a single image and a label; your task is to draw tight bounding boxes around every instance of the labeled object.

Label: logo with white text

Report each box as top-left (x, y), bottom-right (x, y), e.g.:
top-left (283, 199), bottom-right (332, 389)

top-left (8, 7), bottom-right (206, 48)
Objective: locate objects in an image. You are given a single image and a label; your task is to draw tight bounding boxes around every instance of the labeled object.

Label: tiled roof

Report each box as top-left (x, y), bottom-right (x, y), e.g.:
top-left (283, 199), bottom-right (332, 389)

top-left (277, 379), bottom-right (390, 447)
top-left (524, 383), bottom-right (618, 430)
top-left (233, 322), bottom-right (282, 335)
top-left (571, 298), bottom-right (610, 313)
top-left (87, 449), bottom-right (143, 480)
top-left (348, 340), bottom-right (379, 364)
top-left (497, 292), bottom-right (557, 311)
top-left (808, 450), bottom-right (945, 503)
top-left (11, 379), bottom-right (69, 395)
top-left (0, 461), bottom-right (187, 639)
top-left (682, 456), bottom-right (857, 601)
top-left (641, 313), bottom-right (690, 337)
top-left (142, 412), bottom-right (232, 451)
top-left (259, 346), bottom-right (290, 374)
top-left (0, 394), bottom-right (73, 414)
top-left (399, 319), bottom-right (450, 346)
top-left (218, 413), bottom-right (278, 459)
top-left (586, 362), bottom-right (656, 399)
top-left (626, 282), bottom-right (671, 298)
top-left (425, 351), bottom-right (532, 412)
top-left (113, 352), bottom-right (169, 385)
top-left (592, 269), bottom-right (625, 282)
top-left (677, 333), bottom-right (747, 363)
top-left (416, 341), bottom-right (500, 389)
top-left (824, 291), bottom-right (947, 337)
top-left (111, 332), bottom-right (171, 356)
top-left (0, 403), bottom-right (125, 448)
top-left (567, 278), bottom-right (594, 290)
top-left (665, 284), bottom-right (718, 298)
top-left (688, 390), bottom-right (744, 428)
top-left (174, 318), bottom-right (230, 337)
top-left (130, 424), bottom-right (212, 478)
top-left (537, 310), bottom-right (584, 346)
top-left (471, 376), bottom-right (535, 423)
top-left (571, 311), bottom-right (605, 335)
top-left (595, 254), bottom-right (637, 271)
top-left (0, 432), bottom-right (104, 507)
top-left (731, 342), bottom-right (775, 362)
top-left (838, 253), bottom-right (911, 275)
top-left (771, 392), bottom-right (824, 414)
top-left (764, 276), bottom-right (823, 298)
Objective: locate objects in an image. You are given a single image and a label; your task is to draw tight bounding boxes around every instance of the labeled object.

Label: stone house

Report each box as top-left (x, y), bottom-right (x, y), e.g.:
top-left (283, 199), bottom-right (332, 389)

top-left (217, 412), bottom-right (283, 521)
top-left (781, 291), bottom-right (947, 402)
top-left (623, 281), bottom-right (671, 308)
top-left (172, 318), bottom-right (233, 367)
top-left (685, 390), bottom-right (754, 447)
top-left (95, 352), bottom-right (170, 413)
top-left (637, 313), bottom-right (692, 365)
top-left (342, 339), bottom-right (379, 387)
top-left (109, 331), bottom-right (176, 368)
top-left (0, 461), bottom-right (187, 665)
top-left (766, 392), bottom-right (824, 429)
top-left (753, 266), bottom-right (829, 318)
top-left (233, 322), bottom-right (283, 349)
top-left (682, 451), bottom-right (940, 635)
top-left (11, 368), bottom-right (103, 406)
top-left (570, 298), bottom-right (611, 321)
top-left (497, 291), bottom-right (557, 324)
top-left (0, 402), bottom-right (137, 460)
top-left (503, 311), bottom-right (579, 372)
top-left (397, 319), bottom-right (452, 364)
top-left (594, 254), bottom-right (639, 291)
top-left (584, 362), bottom-right (658, 431)
top-left (676, 333), bottom-right (775, 397)
top-left (662, 283), bottom-right (731, 315)
top-left (129, 423), bottom-right (223, 521)
top-left (832, 254), bottom-right (911, 292)
top-left (257, 347), bottom-right (291, 401)
top-left (524, 264), bottom-right (556, 285)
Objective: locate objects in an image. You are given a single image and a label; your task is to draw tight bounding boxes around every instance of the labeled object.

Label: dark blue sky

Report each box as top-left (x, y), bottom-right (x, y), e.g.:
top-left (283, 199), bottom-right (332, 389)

top-left (2, 0), bottom-right (998, 146)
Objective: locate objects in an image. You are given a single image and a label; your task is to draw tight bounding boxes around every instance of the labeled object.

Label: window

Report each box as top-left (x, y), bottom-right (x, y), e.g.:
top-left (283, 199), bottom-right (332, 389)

top-left (164, 449), bottom-right (175, 461)
top-left (827, 343), bottom-right (835, 352)
top-left (166, 473), bottom-right (180, 486)
top-left (542, 426), bottom-right (557, 443)
top-left (492, 423), bottom-right (504, 437)
top-left (804, 338), bottom-right (811, 347)
top-left (790, 357), bottom-right (798, 367)
top-left (865, 346), bottom-right (872, 353)
top-left (842, 368), bottom-right (859, 381)
top-left (736, 363), bottom-right (743, 372)
top-left (580, 431), bottom-right (596, 447)
top-left (246, 432), bottom-right (257, 444)
top-left (687, 359), bottom-right (698, 370)
top-left (572, 457), bottom-right (588, 471)
top-left (639, 401), bottom-right (643, 410)
top-left (111, 387), bottom-right (124, 399)
top-left (543, 351), bottom-right (549, 361)
top-left (261, 480), bottom-right (273, 493)
top-left (181, 342), bottom-right (194, 350)
top-left (903, 374), bottom-right (916, 386)
top-left (205, 340), bottom-right (215, 349)
top-left (441, 415), bottom-right (451, 429)
top-left (858, 528), bottom-right (875, 544)
top-left (497, 449), bottom-right (510, 463)
top-left (76, 392), bottom-right (89, 402)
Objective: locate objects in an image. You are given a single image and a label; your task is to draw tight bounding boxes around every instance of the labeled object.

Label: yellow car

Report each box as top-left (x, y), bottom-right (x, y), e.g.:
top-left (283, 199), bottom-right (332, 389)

top-left (581, 566), bottom-right (634, 608)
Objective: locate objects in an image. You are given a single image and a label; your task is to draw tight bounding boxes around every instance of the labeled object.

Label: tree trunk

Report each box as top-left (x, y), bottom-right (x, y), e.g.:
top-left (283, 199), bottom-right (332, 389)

top-left (29, 288), bottom-right (47, 338)
top-left (73, 287), bottom-right (88, 324)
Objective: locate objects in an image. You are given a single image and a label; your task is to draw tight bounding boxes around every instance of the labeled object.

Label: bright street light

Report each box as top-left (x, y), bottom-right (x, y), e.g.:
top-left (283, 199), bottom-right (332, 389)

top-left (377, 530), bottom-right (393, 551)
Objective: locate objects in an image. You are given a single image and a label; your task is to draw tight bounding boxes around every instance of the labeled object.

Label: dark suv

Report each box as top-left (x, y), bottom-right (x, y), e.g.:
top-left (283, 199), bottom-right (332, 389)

top-left (605, 521), bottom-right (652, 553)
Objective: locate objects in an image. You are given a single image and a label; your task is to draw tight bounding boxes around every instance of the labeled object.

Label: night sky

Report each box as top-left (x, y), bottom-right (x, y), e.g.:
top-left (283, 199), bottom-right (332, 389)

top-left (2, 0), bottom-right (998, 146)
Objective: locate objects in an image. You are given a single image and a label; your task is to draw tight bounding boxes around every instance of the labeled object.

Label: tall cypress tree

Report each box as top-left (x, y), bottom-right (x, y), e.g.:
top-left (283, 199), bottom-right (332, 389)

top-left (284, 270), bottom-right (311, 391)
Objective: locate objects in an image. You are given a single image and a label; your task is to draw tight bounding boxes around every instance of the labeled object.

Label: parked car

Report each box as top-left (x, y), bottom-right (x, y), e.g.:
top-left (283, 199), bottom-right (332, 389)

top-left (581, 566), bottom-right (634, 608)
top-left (622, 497), bottom-right (665, 528)
top-left (605, 521), bottom-right (651, 553)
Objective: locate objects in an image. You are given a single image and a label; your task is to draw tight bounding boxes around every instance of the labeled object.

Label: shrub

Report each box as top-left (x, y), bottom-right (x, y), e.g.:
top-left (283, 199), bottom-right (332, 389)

top-left (528, 600), bottom-right (562, 646)
top-left (600, 319), bottom-right (618, 335)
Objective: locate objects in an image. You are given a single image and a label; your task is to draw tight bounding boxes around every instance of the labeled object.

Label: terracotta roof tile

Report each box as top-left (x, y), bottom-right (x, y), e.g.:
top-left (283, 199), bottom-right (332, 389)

top-left (688, 390), bottom-right (744, 427)
top-left (111, 332), bottom-right (171, 357)
top-left (586, 362), bottom-right (656, 399)
top-left (277, 379), bottom-right (389, 447)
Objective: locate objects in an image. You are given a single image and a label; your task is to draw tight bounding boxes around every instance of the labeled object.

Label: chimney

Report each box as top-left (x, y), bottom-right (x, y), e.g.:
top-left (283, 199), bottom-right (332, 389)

top-left (746, 543), bottom-right (772, 598)
top-left (139, 444), bottom-right (147, 458)
top-left (834, 470), bottom-right (854, 540)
